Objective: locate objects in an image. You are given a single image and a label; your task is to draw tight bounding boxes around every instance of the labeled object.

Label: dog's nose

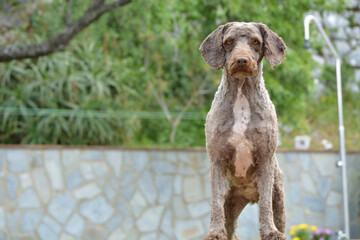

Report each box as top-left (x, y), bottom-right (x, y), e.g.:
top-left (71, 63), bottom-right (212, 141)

top-left (236, 57), bottom-right (249, 66)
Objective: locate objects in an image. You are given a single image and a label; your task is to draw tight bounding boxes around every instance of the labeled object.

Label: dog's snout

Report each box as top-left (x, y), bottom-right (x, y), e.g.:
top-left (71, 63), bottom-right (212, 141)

top-left (236, 57), bottom-right (249, 66)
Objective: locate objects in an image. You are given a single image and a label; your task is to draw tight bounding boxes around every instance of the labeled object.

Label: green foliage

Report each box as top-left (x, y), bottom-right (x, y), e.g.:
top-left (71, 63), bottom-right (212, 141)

top-left (0, 0), bottom-right (356, 149)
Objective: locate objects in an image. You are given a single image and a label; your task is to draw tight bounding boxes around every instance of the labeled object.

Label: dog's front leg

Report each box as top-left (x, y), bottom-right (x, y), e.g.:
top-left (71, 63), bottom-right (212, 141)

top-left (257, 157), bottom-right (286, 240)
top-left (204, 162), bottom-right (229, 240)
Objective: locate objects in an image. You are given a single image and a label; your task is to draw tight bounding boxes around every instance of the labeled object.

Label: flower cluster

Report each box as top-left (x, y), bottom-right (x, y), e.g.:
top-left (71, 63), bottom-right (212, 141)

top-left (290, 224), bottom-right (333, 240)
top-left (310, 229), bottom-right (332, 240)
top-left (290, 224), bottom-right (317, 240)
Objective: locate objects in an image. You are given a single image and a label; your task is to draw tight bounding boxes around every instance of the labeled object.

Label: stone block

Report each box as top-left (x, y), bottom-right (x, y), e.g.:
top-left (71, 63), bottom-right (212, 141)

top-left (156, 176), bottom-right (173, 203)
top-left (66, 169), bottom-right (83, 190)
top-left (106, 215), bottom-right (122, 231)
top-left (59, 233), bottom-right (76, 240)
top-left (116, 199), bottom-right (131, 217)
top-left (37, 216), bottom-right (61, 240)
top-left (149, 150), bottom-right (166, 161)
top-left (312, 153), bottom-right (336, 176)
top-left (81, 150), bottom-right (102, 162)
top-left (0, 207), bottom-right (5, 229)
top-left (159, 233), bottom-right (170, 240)
top-left (48, 194), bottom-right (77, 223)
top-left (104, 151), bottom-right (122, 177)
top-left (104, 185), bottom-right (116, 201)
top-left (289, 207), bottom-right (305, 226)
top-left (140, 233), bottom-right (157, 240)
top-left (161, 210), bottom-right (172, 238)
top-left (27, 150), bottom-right (43, 168)
top-left (62, 150), bottom-right (80, 169)
top-left (83, 225), bottom-right (109, 240)
top-left (324, 12), bottom-right (349, 29)
top-left (80, 163), bottom-right (94, 180)
top-left (173, 175), bottom-right (182, 195)
top-left (326, 191), bottom-right (342, 206)
top-left (166, 151), bottom-right (178, 163)
top-left (299, 153), bottom-right (312, 171)
top-left (139, 171), bottom-right (157, 204)
top-left (305, 212), bottom-right (323, 227)
top-left (20, 173), bottom-right (32, 189)
top-left (121, 217), bottom-right (134, 233)
top-left (303, 195), bottom-right (325, 212)
top-left (119, 185), bottom-right (135, 201)
top-left (108, 228), bottom-right (125, 240)
top-left (301, 173), bottom-right (316, 194)
top-left (44, 150), bottom-right (64, 190)
top-left (6, 175), bottom-right (18, 200)
top-left (286, 182), bottom-right (301, 204)
top-left (18, 189), bottom-right (40, 208)
top-left (325, 207), bottom-right (340, 227)
top-left (151, 161), bottom-right (176, 174)
top-left (32, 169), bottom-right (51, 204)
top-left (174, 220), bottom-right (204, 240)
top-left (73, 183), bottom-right (100, 200)
top-left (0, 183), bottom-right (6, 204)
top-left (136, 206), bottom-right (164, 232)
top-left (6, 209), bottom-right (20, 233)
top-left (317, 177), bottom-right (332, 198)
top-left (334, 40), bottom-right (351, 57)
top-left (80, 196), bottom-right (114, 224)
top-left (120, 168), bottom-right (135, 187)
top-left (65, 214), bottom-right (85, 238)
top-left (20, 210), bottom-right (43, 232)
top-left (93, 163), bottom-right (109, 177)
top-left (6, 150), bottom-right (28, 172)
top-left (173, 196), bottom-right (189, 218)
top-left (130, 190), bottom-right (147, 218)
top-left (132, 151), bottom-right (148, 172)
top-left (347, 47), bottom-right (360, 67)
top-left (284, 163), bottom-right (301, 181)
top-left (183, 176), bottom-right (203, 202)
top-left (187, 201), bottom-right (210, 218)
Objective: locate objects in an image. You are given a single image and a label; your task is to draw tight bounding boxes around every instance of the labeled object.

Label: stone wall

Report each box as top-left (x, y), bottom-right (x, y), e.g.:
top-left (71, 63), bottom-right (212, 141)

top-left (309, 3), bottom-right (360, 94)
top-left (0, 146), bottom-right (359, 240)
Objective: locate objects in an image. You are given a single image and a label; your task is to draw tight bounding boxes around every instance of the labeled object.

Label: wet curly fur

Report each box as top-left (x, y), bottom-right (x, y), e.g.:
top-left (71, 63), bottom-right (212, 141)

top-left (199, 22), bottom-right (287, 240)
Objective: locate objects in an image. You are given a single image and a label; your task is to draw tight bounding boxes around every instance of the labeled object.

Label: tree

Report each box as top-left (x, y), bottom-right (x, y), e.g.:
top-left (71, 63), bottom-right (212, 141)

top-left (0, 0), bottom-right (131, 62)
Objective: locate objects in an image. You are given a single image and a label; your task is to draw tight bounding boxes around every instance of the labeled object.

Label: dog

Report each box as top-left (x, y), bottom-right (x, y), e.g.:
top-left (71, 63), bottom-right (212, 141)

top-left (199, 22), bottom-right (287, 240)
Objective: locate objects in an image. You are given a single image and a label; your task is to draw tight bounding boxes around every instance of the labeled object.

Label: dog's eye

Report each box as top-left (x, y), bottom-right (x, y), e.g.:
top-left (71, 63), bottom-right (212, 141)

top-left (225, 39), bottom-right (233, 45)
top-left (252, 39), bottom-right (260, 45)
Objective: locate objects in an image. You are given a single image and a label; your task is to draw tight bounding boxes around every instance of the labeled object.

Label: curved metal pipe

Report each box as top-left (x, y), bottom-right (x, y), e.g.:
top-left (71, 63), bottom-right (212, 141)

top-left (304, 14), bottom-right (349, 238)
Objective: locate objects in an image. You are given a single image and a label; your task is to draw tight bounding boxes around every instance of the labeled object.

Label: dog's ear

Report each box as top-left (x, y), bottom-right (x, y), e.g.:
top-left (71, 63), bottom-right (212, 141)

top-left (258, 23), bottom-right (287, 68)
top-left (199, 24), bottom-right (227, 70)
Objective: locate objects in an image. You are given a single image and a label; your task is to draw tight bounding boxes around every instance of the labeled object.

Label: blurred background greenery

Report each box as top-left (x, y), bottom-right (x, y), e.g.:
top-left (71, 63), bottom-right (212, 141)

top-left (0, 0), bottom-right (358, 150)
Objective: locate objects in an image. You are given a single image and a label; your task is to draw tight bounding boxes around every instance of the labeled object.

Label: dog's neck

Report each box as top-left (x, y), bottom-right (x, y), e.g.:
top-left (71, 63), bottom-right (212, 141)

top-left (221, 62), bottom-right (264, 93)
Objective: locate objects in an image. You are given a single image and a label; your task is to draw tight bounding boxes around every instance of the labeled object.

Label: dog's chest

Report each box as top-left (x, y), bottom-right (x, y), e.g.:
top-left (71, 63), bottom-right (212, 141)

top-left (228, 91), bottom-right (254, 178)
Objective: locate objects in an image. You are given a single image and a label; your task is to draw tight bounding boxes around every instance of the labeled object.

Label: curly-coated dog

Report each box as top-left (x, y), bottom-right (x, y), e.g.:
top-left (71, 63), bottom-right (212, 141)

top-left (199, 22), bottom-right (287, 240)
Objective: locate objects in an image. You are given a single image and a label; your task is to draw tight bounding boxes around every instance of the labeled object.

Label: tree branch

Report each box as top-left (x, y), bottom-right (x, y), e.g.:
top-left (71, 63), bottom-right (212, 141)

top-left (0, 0), bottom-right (131, 62)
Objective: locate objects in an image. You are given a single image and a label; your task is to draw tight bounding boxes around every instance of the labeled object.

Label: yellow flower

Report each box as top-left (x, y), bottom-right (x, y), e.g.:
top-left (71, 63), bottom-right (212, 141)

top-left (310, 225), bottom-right (318, 231)
top-left (293, 237), bottom-right (301, 240)
top-left (298, 224), bottom-right (308, 230)
top-left (290, 230), bottom-right (297, 236)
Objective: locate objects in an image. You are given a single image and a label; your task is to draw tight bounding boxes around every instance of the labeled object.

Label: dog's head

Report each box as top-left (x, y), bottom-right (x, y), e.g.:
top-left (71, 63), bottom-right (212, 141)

top-left (199, 22), bottom-right (287, 78)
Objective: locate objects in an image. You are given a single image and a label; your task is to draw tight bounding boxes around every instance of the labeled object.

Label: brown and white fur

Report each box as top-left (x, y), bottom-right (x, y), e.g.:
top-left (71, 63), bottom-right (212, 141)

top-left (199, 22), bottom-right (287, 240)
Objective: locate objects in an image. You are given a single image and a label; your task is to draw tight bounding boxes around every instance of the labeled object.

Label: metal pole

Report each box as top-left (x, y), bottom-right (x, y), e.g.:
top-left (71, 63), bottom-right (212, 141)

top-left (304, 15), bottom-right (350, 238)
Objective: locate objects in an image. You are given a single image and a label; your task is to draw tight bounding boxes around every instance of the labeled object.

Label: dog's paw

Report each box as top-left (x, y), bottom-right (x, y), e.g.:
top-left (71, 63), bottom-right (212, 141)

top-left (203, 232), bottom-right (227, 240)
top-left (260, 229), bottom-right (286, 240)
